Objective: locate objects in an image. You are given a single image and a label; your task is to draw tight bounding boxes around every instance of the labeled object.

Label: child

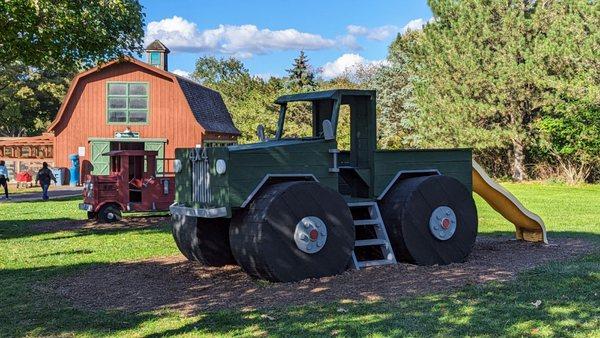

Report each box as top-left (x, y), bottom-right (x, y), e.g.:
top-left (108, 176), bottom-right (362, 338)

top-left (36, 162), bottom-right (57, 201)
top-left (0, 160), bottom-right (9, 200)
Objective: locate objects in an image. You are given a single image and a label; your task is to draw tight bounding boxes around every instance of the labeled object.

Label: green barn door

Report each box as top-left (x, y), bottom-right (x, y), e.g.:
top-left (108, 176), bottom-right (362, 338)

top-left (90, 141), bottom-right (110, 175)
top-left (144, 141), bottom-right (165, 174)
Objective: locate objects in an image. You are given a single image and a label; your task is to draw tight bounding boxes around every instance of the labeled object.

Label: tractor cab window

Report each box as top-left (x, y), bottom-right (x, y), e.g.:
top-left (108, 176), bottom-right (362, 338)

top-left (277, 101), bottom-right (313, 139)
top-left (277, 99), bottom-right (336, 140)
top-left (336, 104), bottom-right (351, 151)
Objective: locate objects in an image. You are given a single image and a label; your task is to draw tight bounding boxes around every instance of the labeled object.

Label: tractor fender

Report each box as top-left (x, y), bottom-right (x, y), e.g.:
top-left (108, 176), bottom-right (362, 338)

top-left (377, 169), bottom-right (440, 200)
top-left (240, 174), bottom-right (319, 208)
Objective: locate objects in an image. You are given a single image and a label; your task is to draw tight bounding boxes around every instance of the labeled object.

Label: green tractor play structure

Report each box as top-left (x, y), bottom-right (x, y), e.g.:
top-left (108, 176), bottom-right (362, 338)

top-left (170, 90), bottom-right (547, 282)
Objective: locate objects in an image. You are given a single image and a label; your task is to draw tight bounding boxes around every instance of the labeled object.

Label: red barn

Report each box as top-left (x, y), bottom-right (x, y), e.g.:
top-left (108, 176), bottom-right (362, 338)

top-left (48, 40), bottom-right (239, 178)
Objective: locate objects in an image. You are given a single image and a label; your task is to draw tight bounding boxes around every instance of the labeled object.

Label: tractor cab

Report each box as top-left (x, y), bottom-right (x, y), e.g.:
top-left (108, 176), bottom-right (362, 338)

top-left (272, 90), bottom-right (376, 198)
top-left (80, 150), bottom-right (174, 222)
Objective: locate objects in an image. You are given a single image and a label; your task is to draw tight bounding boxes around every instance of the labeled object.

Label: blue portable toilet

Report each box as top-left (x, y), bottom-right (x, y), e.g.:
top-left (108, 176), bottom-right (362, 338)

top-left (69, 154), bottom-right (80, 186)
top-left (51, 168), bottom-right (63, 186)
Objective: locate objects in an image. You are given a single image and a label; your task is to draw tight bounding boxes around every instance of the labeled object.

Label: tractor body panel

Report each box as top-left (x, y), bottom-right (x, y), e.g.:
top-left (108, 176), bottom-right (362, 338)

top-left (173, 139), bottom-right (338, 216)
top-left (373, 149), bottom-right (473, 198)
top-left (227, 139), bottom-right (338, 206)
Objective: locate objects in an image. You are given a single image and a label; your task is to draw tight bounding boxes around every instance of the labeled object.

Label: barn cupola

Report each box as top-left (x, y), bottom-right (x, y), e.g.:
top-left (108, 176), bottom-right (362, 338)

top-left (145, 40), bottom-right (170, 71)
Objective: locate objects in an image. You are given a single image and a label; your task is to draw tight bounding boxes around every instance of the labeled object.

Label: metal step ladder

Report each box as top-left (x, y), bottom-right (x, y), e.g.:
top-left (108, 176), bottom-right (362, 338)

top-left (348, 201), bottom-right (397, 269)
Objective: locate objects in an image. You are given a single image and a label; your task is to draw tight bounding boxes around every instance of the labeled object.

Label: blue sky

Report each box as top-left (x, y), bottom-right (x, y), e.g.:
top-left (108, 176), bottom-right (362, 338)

top-left (140, 0), bottom-right (432, 79)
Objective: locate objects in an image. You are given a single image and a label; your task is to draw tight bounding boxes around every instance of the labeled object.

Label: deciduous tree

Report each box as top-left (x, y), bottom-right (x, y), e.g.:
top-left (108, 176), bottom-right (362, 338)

top-left (0, 63), bottom-right (71, 136)
top-left (392, 0), bottom-right (599, 181)
top-left (0, 0), bottom-right (145, 72)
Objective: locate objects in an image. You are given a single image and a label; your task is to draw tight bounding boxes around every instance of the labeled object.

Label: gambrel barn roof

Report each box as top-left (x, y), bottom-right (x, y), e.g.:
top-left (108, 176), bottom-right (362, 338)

top-left (48, 57), bottom-right (240, 136)
top-left (176, 76), bottom-right (241, 135)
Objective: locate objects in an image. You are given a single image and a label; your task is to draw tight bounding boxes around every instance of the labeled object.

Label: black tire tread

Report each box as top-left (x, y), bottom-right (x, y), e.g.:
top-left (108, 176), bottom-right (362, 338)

top-left (379, 175), bottom-right (478, 265)
top-left (98, 204), bottom-right (121, 223)
top-left (172, 215), bottom-right (236, 266)
top-left (229, 181), bottom-right (355, 282)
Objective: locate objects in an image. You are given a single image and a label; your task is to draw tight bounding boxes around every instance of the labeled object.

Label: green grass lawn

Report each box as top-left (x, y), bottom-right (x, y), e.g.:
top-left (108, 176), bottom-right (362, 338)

top-left (0, 183), bottom-right (598, 337)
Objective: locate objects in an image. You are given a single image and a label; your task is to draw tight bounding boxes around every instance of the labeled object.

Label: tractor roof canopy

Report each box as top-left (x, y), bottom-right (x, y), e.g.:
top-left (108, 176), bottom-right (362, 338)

top-left (273, 90), bottom-right (377, 155)
top-left (275, 89), bottom-right (375, 104)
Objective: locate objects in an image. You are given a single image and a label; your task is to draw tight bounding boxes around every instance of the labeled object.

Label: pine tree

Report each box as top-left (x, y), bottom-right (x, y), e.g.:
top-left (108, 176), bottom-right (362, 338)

top-left (391, 0), bottom-right (599, 181)
top-left (285, 51), bottom-right (316, 91)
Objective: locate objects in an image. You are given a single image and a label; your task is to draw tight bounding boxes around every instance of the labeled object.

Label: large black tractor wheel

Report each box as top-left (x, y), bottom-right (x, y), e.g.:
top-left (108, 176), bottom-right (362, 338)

top-left (97, 204), bottom-right (122, 223)
top-left (229, 181), bottom-right (355, 282)
top-left (379, 175), bottom-right (478, 265)
top-left (172, 215), bottom-right (236, 266)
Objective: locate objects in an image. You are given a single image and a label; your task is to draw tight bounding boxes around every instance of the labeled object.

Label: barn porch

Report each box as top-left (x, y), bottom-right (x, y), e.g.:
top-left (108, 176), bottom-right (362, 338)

top-left (0, 133), bottom-right (54, 182)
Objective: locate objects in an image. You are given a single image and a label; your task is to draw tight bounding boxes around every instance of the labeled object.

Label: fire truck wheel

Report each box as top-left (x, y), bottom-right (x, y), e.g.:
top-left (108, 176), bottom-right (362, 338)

top-left (97, 204), bottom-right (122, 223)
top-left (229, 181), bottom-right (355, 282)
top-left (87, 211), bottom-right (97, 220)
top-left (378, 175), bottom-right (478, 265)
top-left (171, 215), bottom-right (236, 266)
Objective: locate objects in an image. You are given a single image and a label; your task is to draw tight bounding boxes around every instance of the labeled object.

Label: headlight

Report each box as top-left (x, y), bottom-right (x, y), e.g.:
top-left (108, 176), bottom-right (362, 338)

top-left (87, 182), bottom-right (93, 197)
top-left (216, 159), bottom-right (227, 175)
top-left (174, 159), bottom-right (182, 173)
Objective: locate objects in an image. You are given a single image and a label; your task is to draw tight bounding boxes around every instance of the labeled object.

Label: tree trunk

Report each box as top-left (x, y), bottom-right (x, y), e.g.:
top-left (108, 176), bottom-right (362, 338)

top-left (511, 138), bottom-right (527, 181)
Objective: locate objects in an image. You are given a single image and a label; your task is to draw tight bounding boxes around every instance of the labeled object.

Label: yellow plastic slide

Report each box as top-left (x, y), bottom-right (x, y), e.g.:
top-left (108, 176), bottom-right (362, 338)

top-left (472, 160), bottom-right (548, 243)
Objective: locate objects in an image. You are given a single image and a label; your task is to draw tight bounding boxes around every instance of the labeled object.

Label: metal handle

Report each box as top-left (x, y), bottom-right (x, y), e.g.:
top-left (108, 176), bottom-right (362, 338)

top-left (329, 148), bottom-right (340, 173)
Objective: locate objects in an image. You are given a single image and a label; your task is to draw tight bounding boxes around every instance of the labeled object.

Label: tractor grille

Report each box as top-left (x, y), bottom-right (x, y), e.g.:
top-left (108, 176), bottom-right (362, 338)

top-left (189, 148), bottom-right (212, 205)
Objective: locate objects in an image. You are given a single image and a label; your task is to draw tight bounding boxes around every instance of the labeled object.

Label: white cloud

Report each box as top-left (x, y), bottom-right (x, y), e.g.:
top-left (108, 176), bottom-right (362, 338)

top-left (171, 69), bottom-right (191, 78)
top-left (338, 34), bottom-right (362, 51)
top-left (320, 53), bottom-right (388, 79)
top-left (346, 25), bottom-right (369, 36)
top-left (345, 18), bottom-right (430, 41)
top-left (146, 16), bottom-right (337, 57)
top-left (254, 73), bottom-right (277, 80)
top-left (402, 18), bottom-right (429, 33)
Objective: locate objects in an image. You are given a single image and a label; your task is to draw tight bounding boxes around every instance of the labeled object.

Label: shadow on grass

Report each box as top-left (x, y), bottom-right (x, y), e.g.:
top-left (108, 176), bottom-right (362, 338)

top-left (0, 253), bottom-right (598, 337)
top-left (31, 249), bottom-right (95, 258)
top-left (0, 262), bottom-right (157, 337)
top-left (0, 214), bottom-right (172, 241)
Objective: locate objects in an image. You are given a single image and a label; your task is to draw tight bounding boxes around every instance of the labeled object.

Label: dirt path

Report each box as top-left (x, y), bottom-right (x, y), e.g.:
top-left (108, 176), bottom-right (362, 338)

top-left (1, 186), bottom-right (83, 202)
top-left (49, 236), bottom-right (596, 315)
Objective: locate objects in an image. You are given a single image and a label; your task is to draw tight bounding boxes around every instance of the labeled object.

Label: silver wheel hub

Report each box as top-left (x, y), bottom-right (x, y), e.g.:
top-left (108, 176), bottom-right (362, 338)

top-left (429, 206), bottom-right (457, 241)
top-left (107, 212), bottom-right (115, 220)
top-left (294, 216), bottom-right (327, 254)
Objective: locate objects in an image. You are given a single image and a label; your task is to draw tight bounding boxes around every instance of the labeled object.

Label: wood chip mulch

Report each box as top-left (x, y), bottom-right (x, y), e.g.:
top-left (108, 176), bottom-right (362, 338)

top-left (46, 235), bottom-right (597, 315)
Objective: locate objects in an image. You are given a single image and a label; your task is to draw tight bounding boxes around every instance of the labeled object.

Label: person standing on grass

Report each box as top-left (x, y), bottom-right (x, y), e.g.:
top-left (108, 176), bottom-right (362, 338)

top-left (36, 162), bottom-right (57, 201)
top-left (0, 160), bottom-right (9, 200)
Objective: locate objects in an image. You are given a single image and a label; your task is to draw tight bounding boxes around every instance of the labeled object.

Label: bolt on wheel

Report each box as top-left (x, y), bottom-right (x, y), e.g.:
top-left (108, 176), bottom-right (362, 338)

top-left (429, 206), bottom-right (457, 241)
top-left (294, 216), bottom-right (328, 254)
